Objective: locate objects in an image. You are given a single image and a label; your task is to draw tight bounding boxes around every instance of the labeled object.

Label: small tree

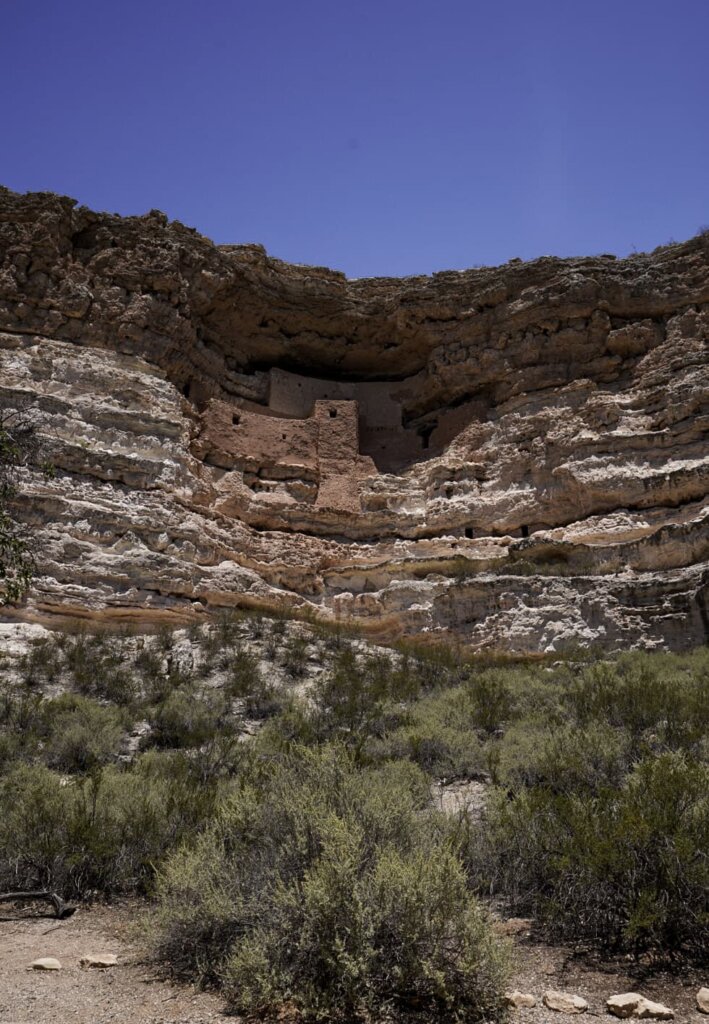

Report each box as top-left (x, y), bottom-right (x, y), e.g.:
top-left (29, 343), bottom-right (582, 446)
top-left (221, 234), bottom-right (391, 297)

top-left (0, 405), bottom-right (40, 605)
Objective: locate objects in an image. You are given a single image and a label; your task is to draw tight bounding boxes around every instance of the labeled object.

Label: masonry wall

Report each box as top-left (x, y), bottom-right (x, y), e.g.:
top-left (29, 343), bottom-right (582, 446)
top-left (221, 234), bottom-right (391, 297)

top-left (268, 368), bottom-right (424, 470)
top-left (313, 400), bottom-right (362, 512)
top-left (197, 396), bottom-right (366, 511)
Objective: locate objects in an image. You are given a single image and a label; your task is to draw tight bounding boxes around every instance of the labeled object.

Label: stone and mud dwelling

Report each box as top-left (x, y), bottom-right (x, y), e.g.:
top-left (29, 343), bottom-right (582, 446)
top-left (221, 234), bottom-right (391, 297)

top-left (0, 187), bottom-right (707, 651)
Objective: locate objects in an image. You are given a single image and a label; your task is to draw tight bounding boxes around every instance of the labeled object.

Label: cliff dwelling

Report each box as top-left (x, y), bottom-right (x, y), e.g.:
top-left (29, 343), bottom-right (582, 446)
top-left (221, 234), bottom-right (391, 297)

top-left (196, 367), bottom-right (494, 512)
top-left (2, 189), bottom-right (707, 651)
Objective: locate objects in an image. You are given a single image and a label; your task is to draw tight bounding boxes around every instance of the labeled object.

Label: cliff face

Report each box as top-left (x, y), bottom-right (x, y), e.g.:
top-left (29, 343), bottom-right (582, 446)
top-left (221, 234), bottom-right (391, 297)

top-left (1, 187), bottom-right (707, 651)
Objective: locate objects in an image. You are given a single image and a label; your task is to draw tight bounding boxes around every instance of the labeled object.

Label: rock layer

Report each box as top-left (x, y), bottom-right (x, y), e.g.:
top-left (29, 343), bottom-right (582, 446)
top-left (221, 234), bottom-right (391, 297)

top-left (0, 187), bottom-right (707, 650)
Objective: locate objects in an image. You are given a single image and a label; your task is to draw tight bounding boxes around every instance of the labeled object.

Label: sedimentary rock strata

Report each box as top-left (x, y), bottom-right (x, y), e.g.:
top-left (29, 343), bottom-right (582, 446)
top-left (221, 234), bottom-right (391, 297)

top-left (0, 187), bottom-right (707, 650)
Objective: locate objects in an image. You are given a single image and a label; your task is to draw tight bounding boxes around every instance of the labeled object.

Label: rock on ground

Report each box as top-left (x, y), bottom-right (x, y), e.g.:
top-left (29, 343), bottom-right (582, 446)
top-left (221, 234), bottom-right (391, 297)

top-left (29, 958), bottom-right (62, 971)
top-left (543, 990), bottom-right (589, 1013)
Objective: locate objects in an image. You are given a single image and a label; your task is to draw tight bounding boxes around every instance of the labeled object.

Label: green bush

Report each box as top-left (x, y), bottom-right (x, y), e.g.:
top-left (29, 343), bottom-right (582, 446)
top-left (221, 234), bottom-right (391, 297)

top-left (61, 631), bottom-right (138, 705)
top-left (565, 651), bottom-right (709, 753)
top-left (224, 647), bottom-right (262, 697)
top-left (307, 649), bottom-right (410, 755)
top-left (466, 669), bottom-right (516, 735)
top-left (0, 752), bottom-right (230, 897)
top-left (151, 746), bottom-right (508, 1022)
top-left (372, 687), bottom-right (485, 780)
top-left (40, 693), bottom-right (127, 773)
top-left (0, 681), bottom-right (44, 767)
top-left (147, 687), bottom-right (233, 749)
top-left (494, 720), bottom-right (629, 794)
top-left (472, 752), bottom-right (709, 960)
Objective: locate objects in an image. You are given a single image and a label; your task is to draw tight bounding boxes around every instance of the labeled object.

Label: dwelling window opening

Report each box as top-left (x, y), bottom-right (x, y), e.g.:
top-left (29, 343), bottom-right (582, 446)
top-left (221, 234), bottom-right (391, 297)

top-left (420, 424), bottom-right (435, 450)
top-left (464, 527), bottom-right (474, 539)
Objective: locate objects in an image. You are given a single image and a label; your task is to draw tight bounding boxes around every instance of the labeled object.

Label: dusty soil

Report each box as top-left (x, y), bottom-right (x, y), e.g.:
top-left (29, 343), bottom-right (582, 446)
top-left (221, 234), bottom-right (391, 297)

top-left (0, 901), bottom-right (229, 1024)
top-left (496, 918), bottom-right (707, 1024)
top-left (0, 902), bottom-right (706, 1023)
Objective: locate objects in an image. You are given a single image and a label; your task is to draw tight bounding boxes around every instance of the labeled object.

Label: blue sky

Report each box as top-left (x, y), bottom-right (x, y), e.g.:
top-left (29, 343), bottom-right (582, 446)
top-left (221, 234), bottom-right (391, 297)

top-left (3, 0), bottom-right (708, 277)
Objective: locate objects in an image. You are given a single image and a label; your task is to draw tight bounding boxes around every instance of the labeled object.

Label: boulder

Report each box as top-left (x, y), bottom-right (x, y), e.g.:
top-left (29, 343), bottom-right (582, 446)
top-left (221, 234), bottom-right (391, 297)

top-left (543, 990), bottom-right (589, 1014)
top-left (504, 990), bottom-right (537, 1009)
top-left (30, 957), bottom-right (61, 971)
top-left (697, 989), bottom-right (709, 1014)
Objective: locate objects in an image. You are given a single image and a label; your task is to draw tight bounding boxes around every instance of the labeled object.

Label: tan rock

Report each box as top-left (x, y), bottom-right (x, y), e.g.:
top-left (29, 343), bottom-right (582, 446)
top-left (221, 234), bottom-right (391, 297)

top-left (30, 957), bottom-right (61, 971)
top-left (79, 953), bottom-right (118, 968)
top-left (633, 998), bottom-right (674, 1020)
top-left (543, 990), bottom-right (589, 1014)
top-left (505, 990), bottom-right (537, 1009)
top-left (607, 993), bottom-right (644, 1018)
top-left (697, 988), bottom-right (709, 1014)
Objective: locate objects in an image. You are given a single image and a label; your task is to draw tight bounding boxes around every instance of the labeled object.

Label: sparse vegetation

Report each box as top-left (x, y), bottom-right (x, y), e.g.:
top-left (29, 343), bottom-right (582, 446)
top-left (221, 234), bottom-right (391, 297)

top-left (469, 649), bottom-right (709, 961)
top-left (0, 619), bottom-right (707, 1017)
top-left (0, 405), bottom-right (43, 605)
top-left (152, 746), bottom-right (508, 1022)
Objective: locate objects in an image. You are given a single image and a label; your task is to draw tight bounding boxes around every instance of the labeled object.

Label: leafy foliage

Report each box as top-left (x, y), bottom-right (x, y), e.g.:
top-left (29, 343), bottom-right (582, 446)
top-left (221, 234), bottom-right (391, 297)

top-left (152, 746), bottom-right (508, 1022)
top-left (0, 406), bottom-right (42, 604)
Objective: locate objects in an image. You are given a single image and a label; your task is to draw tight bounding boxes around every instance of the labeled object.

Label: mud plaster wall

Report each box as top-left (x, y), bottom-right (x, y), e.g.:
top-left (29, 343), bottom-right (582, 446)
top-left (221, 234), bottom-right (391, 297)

top-left (197, 397), bottom-right (371, 512)
top-left (268, 368), bottom-right (424, 470)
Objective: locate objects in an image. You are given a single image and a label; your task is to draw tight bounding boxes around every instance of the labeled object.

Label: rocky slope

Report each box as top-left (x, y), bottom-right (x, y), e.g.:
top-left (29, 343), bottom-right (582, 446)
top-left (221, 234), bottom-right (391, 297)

top-left (0, 187), bottom-right (707, 651)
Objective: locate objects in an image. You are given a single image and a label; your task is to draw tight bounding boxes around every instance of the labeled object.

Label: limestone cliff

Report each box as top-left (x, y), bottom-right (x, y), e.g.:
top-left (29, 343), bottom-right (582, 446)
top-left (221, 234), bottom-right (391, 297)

top-left (1, 187), bottom-right (707, 651)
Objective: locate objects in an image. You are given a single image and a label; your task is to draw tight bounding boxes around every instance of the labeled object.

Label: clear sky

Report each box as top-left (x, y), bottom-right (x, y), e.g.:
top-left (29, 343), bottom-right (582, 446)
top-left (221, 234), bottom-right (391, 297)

top-left (3, 0), bottom-right (708, 278)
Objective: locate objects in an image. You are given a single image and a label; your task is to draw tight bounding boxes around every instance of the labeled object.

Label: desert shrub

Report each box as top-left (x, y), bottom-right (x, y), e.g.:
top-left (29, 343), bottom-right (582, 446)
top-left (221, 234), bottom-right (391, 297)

top-left (224, 647), bottom-right (262, 697)
top-left (200, 611), bottom-right (245, 667)
top-left (372, 687), bottom-right (485, 780)
top-left (40, 693), bottom-right (127, 773)
top-left (270, 616), bottom-right (287, 638)
top-left (147, 687), bottom-right (233, 749)
top-left (151, 746), bottom-right (508, 1021)
top-left (17, 635), bottom-right (63, 686)
top-left (0, 751), bottom-right (232, 897)
top-left (132, 640), bottom-right (167, 697)
top-left (472, 752), bottom-right (709, 960)
top-left (393, 641), bottom-right (466, 694)
top-left (256, 697), bottom-right (319, 750)
top-left (221, 648), bottom-right (283, 719)
top-left (0, 681), bottom-right (45, 767)
top-left (466, 669), bottom-right (516, 735)
top-left (565, 652), bottom-right (709, 753)
top-left (281, 633), bottom-right (309, 678)
top-left (62, 631), bottom-right (138, 705)
top-left (495, 720), bottom-right (629, 794)
top-left (307, 649), bottom-right (402, 754)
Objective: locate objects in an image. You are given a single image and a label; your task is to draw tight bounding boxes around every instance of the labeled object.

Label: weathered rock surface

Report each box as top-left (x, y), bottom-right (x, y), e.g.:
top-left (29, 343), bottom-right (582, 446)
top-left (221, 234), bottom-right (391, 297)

top-left (505, 990), bottom-right (537, 1008)
top-left (608, 993), bottom-right (645, 1018)
top-left (1, 187), bottom-right (707, 650)
top-left (79, 953), bottom-right (118, 968)
top-left (30, 958), bottom-right (62, 971)
top-left (607, 995), bottom-right (675, 1020)
top-left (543, 990), bottom-right (589, 1013)
top-left (633, 998), bottom-right (674, 1020)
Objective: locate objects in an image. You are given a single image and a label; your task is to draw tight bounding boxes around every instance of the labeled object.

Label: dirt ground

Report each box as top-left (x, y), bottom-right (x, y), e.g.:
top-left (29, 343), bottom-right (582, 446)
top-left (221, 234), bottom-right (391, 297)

top-left (0, 901), bottom-right (229, 1024)
top-left (495, 918), bottom-right (707, 1023)
top-left (0, 902), bottom-right (706, 1023)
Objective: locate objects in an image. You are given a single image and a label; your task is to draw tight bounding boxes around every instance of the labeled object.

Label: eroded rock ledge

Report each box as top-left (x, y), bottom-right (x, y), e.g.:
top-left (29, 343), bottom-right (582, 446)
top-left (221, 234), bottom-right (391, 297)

top-left (0, 187), bottom-right (707, 651)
